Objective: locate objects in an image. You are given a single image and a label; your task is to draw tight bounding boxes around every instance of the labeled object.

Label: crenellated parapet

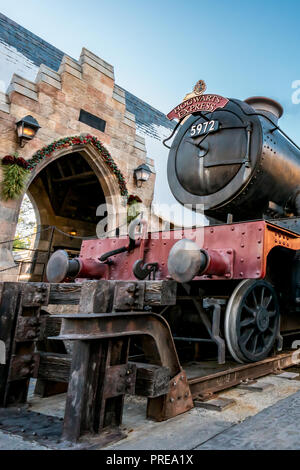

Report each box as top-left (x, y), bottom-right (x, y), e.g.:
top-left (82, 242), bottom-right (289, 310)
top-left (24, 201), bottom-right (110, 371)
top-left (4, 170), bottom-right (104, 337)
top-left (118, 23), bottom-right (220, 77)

top-left (0, 47), bottom-right (155, 277)
top-left (0, 46), bottom-right (154, 187)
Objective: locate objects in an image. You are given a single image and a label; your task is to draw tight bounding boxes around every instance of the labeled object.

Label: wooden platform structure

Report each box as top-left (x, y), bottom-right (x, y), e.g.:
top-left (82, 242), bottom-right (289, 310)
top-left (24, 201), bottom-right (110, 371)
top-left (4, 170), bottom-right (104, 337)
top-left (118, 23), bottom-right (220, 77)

top-left (0, 280), bottom-right (299, 448)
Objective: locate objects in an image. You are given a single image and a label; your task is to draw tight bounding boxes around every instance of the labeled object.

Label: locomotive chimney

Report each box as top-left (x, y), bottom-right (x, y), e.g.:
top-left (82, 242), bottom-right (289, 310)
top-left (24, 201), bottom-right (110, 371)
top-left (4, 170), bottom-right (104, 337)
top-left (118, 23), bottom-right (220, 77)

top-left (244, 96), bottom-right (283, 124)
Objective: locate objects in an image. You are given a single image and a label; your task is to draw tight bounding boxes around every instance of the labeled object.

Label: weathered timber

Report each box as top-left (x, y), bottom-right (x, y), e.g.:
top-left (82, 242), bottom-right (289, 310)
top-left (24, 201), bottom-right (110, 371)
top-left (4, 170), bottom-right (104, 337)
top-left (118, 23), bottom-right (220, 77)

top-left (0, 283), bottom-right (23, 405)
top-left (0, 281), bottom-right (75, 403)
top-left (130, 362), bottom-right (170, 397)
top-left (49, 283), bottom-right (82, 305)
top-left (80, 280), bottom-right (177, 312)
top-left (144, 281), bottom-right (177, 306)
top-left (61, 281), bottom-right (133, 445)
top-left (42, 315), bottom-right (62, 338)
top-left (78, 280), bottom-right (115, 313)
top-left (14, 316), bottom-right (42, 342)
top-left (35, 352), bottom-right (71, 383)
top-left (8, 354), bottom-right (36, 381)
top-left (33, 356), bottom-right (171, 399)
top-left (0, 283), bottom-right (49, 406)
top-left (62, 338), bottom-right (131, 443)
top-left (22, 283), bottom-right (50, 306)
top-left (34, 312), bottom-right (69, 397)
top-left (62, 340), bottom-right (90, 442)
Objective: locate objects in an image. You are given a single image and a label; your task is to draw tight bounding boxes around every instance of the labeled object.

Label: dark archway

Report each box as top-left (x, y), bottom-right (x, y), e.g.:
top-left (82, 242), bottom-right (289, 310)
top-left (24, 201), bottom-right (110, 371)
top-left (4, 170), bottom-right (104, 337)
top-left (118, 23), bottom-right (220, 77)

top-left (33, 151), bottom-right (106, 227)
top-left (25, 152), bottom-right (107, 281)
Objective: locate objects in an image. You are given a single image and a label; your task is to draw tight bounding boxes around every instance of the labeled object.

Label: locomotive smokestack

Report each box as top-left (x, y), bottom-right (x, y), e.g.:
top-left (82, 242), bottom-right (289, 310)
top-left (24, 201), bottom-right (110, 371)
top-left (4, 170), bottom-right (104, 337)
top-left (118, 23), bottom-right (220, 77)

top-left (244, 96), bottom-right (283, 124)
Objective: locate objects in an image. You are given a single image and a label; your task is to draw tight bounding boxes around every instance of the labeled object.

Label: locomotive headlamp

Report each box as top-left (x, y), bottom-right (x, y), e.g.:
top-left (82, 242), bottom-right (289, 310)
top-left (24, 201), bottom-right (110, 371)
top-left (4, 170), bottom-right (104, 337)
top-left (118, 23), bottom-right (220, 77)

top-left (16, 115), bottom-right (40, 147)
top-left (134, 164), bottom-right (152, 187)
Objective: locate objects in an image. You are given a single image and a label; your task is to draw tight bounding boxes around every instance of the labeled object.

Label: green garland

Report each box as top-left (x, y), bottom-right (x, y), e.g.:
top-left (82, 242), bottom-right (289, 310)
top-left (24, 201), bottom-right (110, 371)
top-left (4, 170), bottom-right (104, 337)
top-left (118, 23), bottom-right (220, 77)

top-left (27, 134), bottom-right (128, 196)
top-left (1, 135), bottom-right (128, 201)
top-left (1, 154), bottom-right (30, 201)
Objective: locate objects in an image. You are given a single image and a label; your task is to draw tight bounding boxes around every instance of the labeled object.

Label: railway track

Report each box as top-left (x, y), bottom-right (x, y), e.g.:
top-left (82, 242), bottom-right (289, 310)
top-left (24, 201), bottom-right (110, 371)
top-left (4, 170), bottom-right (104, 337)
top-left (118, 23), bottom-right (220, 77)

top-left (186, 349), bottom-right (300, 401)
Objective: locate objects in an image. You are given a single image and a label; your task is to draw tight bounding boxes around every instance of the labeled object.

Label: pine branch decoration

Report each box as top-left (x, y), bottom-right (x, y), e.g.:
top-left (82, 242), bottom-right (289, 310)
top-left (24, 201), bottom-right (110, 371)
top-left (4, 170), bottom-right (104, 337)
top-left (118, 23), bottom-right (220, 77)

top-left (1, 163), bottom-right (30, 201)
top-left (1, 154), bottom-right (30, 201)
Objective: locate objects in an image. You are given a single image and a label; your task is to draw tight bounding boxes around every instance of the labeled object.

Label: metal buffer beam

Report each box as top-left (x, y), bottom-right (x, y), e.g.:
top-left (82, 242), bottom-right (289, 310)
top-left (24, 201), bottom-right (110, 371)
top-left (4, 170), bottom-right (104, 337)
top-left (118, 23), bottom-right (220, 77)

top-left (52, 312), bottom-right (193, 443)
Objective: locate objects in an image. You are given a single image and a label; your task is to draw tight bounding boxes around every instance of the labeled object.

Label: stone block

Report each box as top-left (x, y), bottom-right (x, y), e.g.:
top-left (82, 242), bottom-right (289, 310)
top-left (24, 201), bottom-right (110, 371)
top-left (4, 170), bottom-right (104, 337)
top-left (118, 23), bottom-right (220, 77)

top-left (112, 92), bottom-right (125, 105)
top-left (134, 140), bottom-right (147, 152)
top-left (0, 205), bottom-right (19, 224)
top-left (123, 116), bottom-right (136, 129)
top-left (0, 92), bottom-right (10, 113)
top-left (59, 63), bottom-right (82, 80)
top-left (133, 147), bottom-right (147, 160)
top-left (80, 47), bottom-right (114, 75)
top-left (112, 85), bottom-right (126, 105)
top-left (80, 55), bottom-right (114, 81)
top-left (11, 74), bottom-right (37, 92)
top-left (60, 55), bottom-right (82, 71)
top-left (36, 82), bottom-right (65, 104)
top-left (7, 76), bottom-right (38, 101)
top-left (59, 55), bottom-right (82, 80)
top-left (124, 109), bottom-right (135, 121)
top-left (135, 134), bottom-right (145, 145)
top-left (36, 64), bottom-right (61, 90)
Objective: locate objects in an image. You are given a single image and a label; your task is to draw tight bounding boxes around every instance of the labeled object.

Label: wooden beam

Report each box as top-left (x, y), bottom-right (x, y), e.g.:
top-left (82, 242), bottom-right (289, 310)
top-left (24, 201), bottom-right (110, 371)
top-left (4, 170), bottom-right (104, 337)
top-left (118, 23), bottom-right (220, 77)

top-left (67, 160), bottom-right (76, 176)
top-left (56, 161), bottom-right (65, 178)
top-left (77, 180), bottom-right (99, 187)
top-left (53, 171), bottom-right (94, 183)
top-left (34, 355), bottom-right (171, 398)
top-left (130, 362), bottom-right (170, 398)
top-left (49, 283), bottom-right (82, 305)
top-left (36, 352), bottom-right (71, 383)
top-left (46, 167), bottom-right (54, 200)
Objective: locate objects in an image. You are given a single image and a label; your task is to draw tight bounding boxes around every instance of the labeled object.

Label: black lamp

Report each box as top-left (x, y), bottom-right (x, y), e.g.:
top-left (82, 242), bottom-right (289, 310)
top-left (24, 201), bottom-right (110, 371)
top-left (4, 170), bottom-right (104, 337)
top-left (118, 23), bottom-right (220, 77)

top-left (16, 115), bottom-right (40, 147)
top-left (134, 163), bottom-right (152, 188)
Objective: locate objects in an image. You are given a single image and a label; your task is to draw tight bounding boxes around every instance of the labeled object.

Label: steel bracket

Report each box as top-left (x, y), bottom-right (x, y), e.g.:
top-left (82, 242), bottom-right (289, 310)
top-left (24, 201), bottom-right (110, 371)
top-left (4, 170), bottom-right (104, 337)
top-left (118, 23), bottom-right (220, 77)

top-left (147, 370), bottom-right (193, 421)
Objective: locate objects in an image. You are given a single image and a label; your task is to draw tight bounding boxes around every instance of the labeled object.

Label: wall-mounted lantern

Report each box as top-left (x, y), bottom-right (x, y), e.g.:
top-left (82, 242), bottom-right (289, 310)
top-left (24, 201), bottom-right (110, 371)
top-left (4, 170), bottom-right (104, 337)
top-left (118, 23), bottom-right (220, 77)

top-left (134, 163), bottom-right (152, 188)
top-left (16, 115), bottom-right (40, 147)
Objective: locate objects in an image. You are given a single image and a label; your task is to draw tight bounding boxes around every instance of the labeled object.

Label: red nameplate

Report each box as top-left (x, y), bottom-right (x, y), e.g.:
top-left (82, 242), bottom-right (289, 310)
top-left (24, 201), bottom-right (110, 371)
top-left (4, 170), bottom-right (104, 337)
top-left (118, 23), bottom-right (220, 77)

top-left (167, 94), bottom-right (229, 120)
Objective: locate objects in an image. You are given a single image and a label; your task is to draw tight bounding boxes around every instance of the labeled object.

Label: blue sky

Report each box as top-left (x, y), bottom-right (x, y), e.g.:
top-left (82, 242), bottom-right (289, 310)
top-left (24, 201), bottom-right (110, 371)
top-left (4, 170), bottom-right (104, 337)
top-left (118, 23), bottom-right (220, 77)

top-left (1, 0), bottom-right (300, 139)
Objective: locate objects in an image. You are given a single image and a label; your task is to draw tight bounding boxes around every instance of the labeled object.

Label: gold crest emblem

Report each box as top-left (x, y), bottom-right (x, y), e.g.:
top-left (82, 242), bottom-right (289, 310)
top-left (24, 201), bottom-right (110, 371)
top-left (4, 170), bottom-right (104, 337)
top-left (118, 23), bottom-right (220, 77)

top-left (183, 80), bottom-right (207, 102)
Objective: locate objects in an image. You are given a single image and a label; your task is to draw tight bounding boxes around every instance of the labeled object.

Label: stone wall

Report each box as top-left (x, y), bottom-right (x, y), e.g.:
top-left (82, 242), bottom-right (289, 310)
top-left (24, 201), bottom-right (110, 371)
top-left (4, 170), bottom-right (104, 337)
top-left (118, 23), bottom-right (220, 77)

top-left (0, 46), bottom-right (156, 279)
top-left (0, 13), bottom-right (176, 207)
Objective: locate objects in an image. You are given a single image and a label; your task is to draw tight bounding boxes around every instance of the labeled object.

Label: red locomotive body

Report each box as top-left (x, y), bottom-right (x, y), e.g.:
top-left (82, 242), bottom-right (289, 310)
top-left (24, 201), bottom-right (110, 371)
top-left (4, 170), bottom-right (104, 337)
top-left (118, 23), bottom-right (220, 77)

top-left (72, 220), bottom-right (299, 282)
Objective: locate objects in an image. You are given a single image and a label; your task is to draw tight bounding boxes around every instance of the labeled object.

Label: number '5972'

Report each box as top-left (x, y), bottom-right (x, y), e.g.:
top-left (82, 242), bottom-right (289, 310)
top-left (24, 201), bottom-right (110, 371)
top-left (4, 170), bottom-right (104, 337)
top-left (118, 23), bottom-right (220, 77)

top-left (190, 120), bottom-right (219, 137)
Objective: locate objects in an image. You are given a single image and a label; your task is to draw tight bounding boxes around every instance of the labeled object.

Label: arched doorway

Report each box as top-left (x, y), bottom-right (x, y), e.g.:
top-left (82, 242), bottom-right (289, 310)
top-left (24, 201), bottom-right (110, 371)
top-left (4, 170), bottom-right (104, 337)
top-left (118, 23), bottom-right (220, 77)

top-left (19, 143), bottom-right (125, 282)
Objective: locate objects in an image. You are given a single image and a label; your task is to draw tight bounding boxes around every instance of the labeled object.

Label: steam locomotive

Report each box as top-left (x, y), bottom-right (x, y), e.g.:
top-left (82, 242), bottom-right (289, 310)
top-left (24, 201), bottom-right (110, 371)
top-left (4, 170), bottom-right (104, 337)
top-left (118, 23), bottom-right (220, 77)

top-left (46, 88), bottom-right (300, 365)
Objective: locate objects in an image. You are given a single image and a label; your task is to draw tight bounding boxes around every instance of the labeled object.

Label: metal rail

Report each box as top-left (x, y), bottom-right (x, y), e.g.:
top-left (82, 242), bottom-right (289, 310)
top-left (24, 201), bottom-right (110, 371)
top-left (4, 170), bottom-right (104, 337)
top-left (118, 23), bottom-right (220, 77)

top-left (188, 350), bottom-right (299, 400)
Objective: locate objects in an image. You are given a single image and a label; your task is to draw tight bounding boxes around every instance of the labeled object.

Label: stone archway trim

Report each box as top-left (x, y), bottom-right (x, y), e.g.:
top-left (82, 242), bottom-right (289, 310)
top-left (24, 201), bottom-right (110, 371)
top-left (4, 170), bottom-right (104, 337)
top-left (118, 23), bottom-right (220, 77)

top-left (27, 134), bottom-right (128, 197)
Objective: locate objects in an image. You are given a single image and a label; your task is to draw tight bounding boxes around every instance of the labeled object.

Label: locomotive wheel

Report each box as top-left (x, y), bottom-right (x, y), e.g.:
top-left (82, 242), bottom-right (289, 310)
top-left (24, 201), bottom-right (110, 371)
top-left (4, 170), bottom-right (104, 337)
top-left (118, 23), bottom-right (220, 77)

top-left (224, 279), bottom-right (280, 363)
